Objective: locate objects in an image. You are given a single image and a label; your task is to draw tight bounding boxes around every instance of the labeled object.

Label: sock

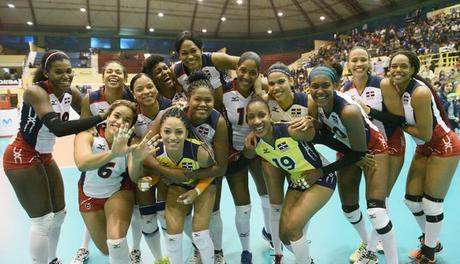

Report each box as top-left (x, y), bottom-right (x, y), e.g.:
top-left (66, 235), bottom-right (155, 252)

top-left (260, 195), bottom-right (271, 234)
top-left (423, 196), bottom-right (444, 251)
top-left (366, 229), bottom-right (379, 252)
top-left (342, 205), bottom-right (368, 244)
top-left (107, 237), bottom-right (130, 264)
top-left (183, 213), bottom-right (193, 240)
top-left (30, 213), bottom-right (54, 264)
top-left (166, 233), bottom-right (183, 264)
top-left (192, 230), bottom-right (215, 264)
top-left (270, 204), bottom-right (282, 255)
top-left (235, 204), bottom-right (251, 251)
top-left (80, 227), bottom-right (92, 249)
top-left (290, 234), bottom-right (311, 264)
top-left (131, 205), bottom-right (142, 251)
top-left (141, 211), bottom-right (162, 260)
top-left (48, 209), bottom-right (66, 262)
top-left (367, 200), bottom-right (398, 264)
top-left (209, 210), bottom-right (223, 251)
top-left (405, 194), bottom-right (426, 232)
top-left (155, 201), bottom-right (167, 236)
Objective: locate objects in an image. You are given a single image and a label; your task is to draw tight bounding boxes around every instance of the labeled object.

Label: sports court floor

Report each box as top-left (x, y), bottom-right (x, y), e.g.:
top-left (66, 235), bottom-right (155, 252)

top-left (0, 134), bottom-right (458, 264)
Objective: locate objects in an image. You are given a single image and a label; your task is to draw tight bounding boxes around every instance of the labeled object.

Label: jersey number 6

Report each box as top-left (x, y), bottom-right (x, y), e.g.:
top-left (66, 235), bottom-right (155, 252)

top-left (98, 162), bottom-right (116, 178)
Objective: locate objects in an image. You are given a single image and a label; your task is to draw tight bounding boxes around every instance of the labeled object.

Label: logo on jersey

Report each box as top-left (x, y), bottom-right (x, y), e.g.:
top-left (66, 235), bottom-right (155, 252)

top-left (64, 96), bottom-right (71, 105)
top-left (291, 108), bottom-right (302, 117)
top-left (263, 148), bottom-right (270, 154)
top-left (182, 162), bottom-right (194, 171)
top-left (197, 126), bottom-right (210, 136)
top-left (277, 142), bottom-right (289, 152)
top-left (365, 91), bottom-right (376, 100)
top-left (402, 94), bottom-right (410, 104)
top-left (231, 96), bottom-right (239, 102)
top-left (51, 99), bottom-right (58, 106)
top-left (331, 114), bottom-right (339, 124)
top-left (271, 106), bottom-right (279, 112)
top-left (97, 143), bottom-right (105, 151)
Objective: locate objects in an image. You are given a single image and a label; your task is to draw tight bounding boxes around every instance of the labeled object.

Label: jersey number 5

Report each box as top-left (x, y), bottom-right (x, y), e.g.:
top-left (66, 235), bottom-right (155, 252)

top-left (272, 156), bottom-right (295, 170)
top-left (98, 162), bottom-right (116, 178)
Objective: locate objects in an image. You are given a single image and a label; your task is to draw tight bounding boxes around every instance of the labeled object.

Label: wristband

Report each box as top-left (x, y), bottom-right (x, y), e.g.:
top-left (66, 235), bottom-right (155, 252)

top-left (194, 187), bottom-right (202, 196)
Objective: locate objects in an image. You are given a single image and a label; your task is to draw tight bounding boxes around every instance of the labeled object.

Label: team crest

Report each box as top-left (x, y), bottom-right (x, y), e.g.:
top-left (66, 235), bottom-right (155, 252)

top-left (365, 90), bottom-right (375, 100)
top-left (277, 142), bottom-right (289, 152)
top-left (182, 162), bottom-right (194, 171)
top-left (290, 108), bottom-right (302, 117)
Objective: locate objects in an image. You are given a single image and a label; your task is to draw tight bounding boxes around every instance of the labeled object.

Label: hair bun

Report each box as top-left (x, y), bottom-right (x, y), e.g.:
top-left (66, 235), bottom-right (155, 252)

top-left (187, 70), bottom-right (209, 84)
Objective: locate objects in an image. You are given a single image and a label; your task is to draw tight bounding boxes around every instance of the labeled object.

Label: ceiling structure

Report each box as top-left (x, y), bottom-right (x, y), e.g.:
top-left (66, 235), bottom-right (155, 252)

top-left (1, 0), bottom-right (404, 38)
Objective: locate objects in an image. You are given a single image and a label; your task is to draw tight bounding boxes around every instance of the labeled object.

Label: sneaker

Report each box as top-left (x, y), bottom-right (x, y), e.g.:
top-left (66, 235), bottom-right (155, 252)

top-left (354, 250), bottom-right (378, 264)
top-left (262, 228), bottom-right (274, 249)
top-left (349, 242), bottom-right (367, 263)
top-left (408, 235), bottom-right (443, 260)
top-left (49, 258), bottom-right (62, 264)
top-left (188, 248), bottom-right (202, 264)
top-left (214, 250), bottom-right (226, 264)
top-left (129, 249), bottom-right (143, 264)
top-left (271, 254), bottom-right (283, 264)
top-left (408, 254), bottom-right (436, 264)
top-left (241, 250), bottom-right (252, 264)
top-left (376, 241), bottom-right (384, 254)
top-left (71, 248), bottom-right (90, 264)
top-left (154, 257), bottom-right (171, 264)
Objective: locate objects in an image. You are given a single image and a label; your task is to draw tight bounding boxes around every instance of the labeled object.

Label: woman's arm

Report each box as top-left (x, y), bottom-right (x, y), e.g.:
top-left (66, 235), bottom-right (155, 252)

top-left (79, 95), bottom-right (92, 118)
top-left (74, 131), bottom-right (116, 171)
top-left (70, 87), bottom-right (83, 114)
top-left (342, 105), bottom-right (367, 152)
top-left (288, 116), bottom-right (316, 141)
top-left (404, 86), bottom-right (433, 141)
top-left (211, 52), bottom-right (239, 71)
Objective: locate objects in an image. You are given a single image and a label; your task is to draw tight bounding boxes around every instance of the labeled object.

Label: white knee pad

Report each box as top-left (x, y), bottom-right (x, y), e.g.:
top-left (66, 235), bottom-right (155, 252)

top-left (52, 209), bottom-right (66, 228)
top-left (141, 214), bottom-right (159, 234)
top-left (367, 207), bottom-right (392, 234)
top-left (404, 199), bottom-right (423, 214)
top-left (422, 197), bottom-right (443, 216)
top-left (30, 212), bottom-right (54, 236)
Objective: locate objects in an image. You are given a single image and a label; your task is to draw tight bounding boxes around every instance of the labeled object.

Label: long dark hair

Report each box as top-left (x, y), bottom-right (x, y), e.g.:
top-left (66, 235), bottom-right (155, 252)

top-left (389, 50), bottom-right (450, 126)
top-left (33, 50), bottom-right (70, 83)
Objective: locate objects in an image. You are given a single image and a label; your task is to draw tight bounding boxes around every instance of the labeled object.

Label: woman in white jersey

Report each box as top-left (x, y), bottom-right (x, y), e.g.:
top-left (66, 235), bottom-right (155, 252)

top-left (74, 100), bottom-right (158, 264)
top-left (3, 50), bottom-right (107, 264)
top-left (381, 50), bottom-right (460, 264)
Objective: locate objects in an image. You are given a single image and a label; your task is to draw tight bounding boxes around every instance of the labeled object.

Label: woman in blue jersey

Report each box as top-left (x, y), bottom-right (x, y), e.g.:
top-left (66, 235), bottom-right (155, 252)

top-left (243, 97), bottom-right (336, 264)
top-left (3, 50), bottom-right (107, 264)
top-left (381, 50), bottom-right (460, 264)
top-left (307, 65), bottom-right (398, 264)
top-left (342, 46), bottom-right (406, 262)
top-left (171, 30), bottom-right (239, 110)
top-left (74, 99), bottom-right (159, 264)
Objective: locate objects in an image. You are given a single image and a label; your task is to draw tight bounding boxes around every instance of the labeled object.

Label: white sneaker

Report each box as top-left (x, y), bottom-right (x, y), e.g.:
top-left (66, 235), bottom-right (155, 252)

top-left (70, 248), bottom-right (89, 264)
top-left (188, 248), bottom-right (202, 264)
top-left (376, 241), bottom-right (384, 254)
top-left (349, 242), bottom-right (367, 263)
top-left (353, 250), bottom-right (378, 264)
top-left (49, 258), bottom-right (62, 264)
top-left (129, 249), bottom-right (143, 264)
top-left (214, 250), bottom-right (226, 264)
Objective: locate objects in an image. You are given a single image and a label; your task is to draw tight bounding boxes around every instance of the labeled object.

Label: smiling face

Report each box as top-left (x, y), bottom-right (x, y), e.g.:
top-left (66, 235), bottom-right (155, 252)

top-left (309, 75), bottom-right (336, 108)
top-left (132, 75), bottom-right (158, 107)
top-left (46, 59), bottom-right (74, 91)
top-left (179, 40), bottom-right (203, 71)
top-left (103, 62), bottom-right (127, 90)
top-left (188, 86), bottom-right (214, 120)
top-left (268, 71), bottom-right (292, 103)
top-left (151, 62), bottom-right (175, 89)
top-left (348, 48), bottom-right (370, 79)
top-left (246, 101), bottom-right (272, 138)
top-left (160, 116), bottom-right (187, 152)
top-left (106, 105), bottom-right (135, 136)
top-left (236, 59), bottom-right (259, 92)
top-left (389, 54), bottom-right (414, 85)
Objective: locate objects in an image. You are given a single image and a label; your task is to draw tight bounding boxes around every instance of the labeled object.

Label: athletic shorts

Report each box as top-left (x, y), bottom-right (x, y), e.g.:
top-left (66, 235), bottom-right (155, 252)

top-left (416, 130), bottom-right (460, 157)
top-left (288, 170), bottom-right (337, 192)
top-left (3, 133), bottom-right (54, 171)
top-left (78, 175), bottom-right (134, 212)
top-left (226, 148), bottom-right (250, 175)
top-left (367, 128), bottom-right (388, 155)
top-left (387, 128), bottom-right (405, 156)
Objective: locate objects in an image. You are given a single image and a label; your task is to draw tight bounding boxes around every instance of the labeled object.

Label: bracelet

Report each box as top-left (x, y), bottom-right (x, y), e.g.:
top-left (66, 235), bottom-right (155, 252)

top-left (194, 187), bottom-right (202, 196)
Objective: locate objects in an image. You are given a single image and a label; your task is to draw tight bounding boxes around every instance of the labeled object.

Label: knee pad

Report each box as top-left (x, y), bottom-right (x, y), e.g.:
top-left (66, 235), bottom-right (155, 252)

top-left (404, 194), bottom-right (424, 216)
top-left (422, 195), bottom-right (444, 223)
top-left (342, 204), bottom-right (362, 224)
top-left (367, 200), bottom-right (392, 235)
top-left (30, 212), bottom-right (55, 236)
top-left (139, 204), bottom-right (156, 215)
top-left (154, 201), bottom-right (166, 212)
top-left (141, 214), bottom-right (159, 235)
top-left (52, 209), bottom-right (66, 228)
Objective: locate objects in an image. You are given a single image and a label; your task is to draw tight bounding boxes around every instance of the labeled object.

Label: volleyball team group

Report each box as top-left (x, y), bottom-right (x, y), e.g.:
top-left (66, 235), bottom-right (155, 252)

top-left (2, 30), bottom-right (460, 264)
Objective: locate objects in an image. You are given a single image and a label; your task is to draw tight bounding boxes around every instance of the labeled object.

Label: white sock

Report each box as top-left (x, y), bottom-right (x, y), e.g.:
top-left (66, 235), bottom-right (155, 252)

top-left (270, 204), bottom-right (282, 255)
top-left (166, 233), bottom-right (183, 264)
top-left (343, 207), bottom-right (368, 244)
top-left (48, 209), bottom-right (66, 262)
top-left (156, 201), bottom-right (167, 234)
top-left (404, 196), bottom-right (426, 232)
top-left (366, 229), bottom-right (379, 252)
top-left (30, 213), bottom-right (53, 264)
top-left (183, 213), bottom-right (193, 240)
top-left (290, 234), bottom-right (311, 264)
top-left (141, 213), bottom-right (163, 260)
top-left (192, 230), bottom-right (215, 264)
top-left (80, 227), bottom-right (92, 249)
top-left (131, 205), bottom-right (142, 251)
top-left (260, 195), bottom-right (271, 234)
top-left (107, 237), bottom-right (130, 264)
top-left (209, 210), bottom-right (223, 251)
top-left (368, 207), bottom-right (398, 264)
top-left (423, 197), bottom-right (444, 249)
top-left (235, 205), bottom-right (251, 251)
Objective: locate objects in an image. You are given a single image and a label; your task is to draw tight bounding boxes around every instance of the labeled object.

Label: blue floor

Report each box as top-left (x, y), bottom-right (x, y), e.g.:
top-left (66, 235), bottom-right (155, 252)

top-left (0, 135), bottom-right (458, 264)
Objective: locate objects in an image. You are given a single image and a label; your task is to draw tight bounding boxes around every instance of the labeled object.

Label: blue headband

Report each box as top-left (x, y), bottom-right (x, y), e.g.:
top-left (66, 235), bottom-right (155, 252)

top-left (309, 66), bottom-right (337, 83)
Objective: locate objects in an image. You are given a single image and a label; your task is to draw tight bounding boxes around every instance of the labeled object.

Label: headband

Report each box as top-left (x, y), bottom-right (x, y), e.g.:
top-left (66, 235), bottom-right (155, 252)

top-left (266, 67), bottom-right (291, 78)
top-left (309, 66), bottom-right (337, 83)
top-left (44, 52), bottom-right (69, 70)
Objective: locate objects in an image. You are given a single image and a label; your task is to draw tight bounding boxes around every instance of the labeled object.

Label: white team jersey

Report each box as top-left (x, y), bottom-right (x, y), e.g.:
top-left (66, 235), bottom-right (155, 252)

top-left (134, 113), bottom-right (153, 138)
top-left (82, 136), bottom-right (128, 198)
top-left (223, 89), bottom-right (253, 151)
top-left (268, 92), bottom-right (309, 122)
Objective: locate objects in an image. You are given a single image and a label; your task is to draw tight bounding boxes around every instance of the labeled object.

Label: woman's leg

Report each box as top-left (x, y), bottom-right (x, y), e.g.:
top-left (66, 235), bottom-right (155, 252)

top-left (156, 180), bottom-right (168, 234)
top-left (136, 186), bottom-right (162, 260)
top-left (249, 157), bottom-right (271, 242)
top-left (280, 185), bottom-right (333, 263)
top-left (209, 178), bottom-right (224, 256)
top-left (81, 210), bottom-right (108, 254)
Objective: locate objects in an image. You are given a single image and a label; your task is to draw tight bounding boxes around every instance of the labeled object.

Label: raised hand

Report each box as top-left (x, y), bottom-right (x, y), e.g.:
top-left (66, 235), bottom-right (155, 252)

top-left (244, 131), bottom-right (258, 150)
top-left (111, 124), bottom-right (135, 156)
top-left (289, 116), bottom-right (314, 132)
top-left (131, 131), bottom-right (161, 161)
